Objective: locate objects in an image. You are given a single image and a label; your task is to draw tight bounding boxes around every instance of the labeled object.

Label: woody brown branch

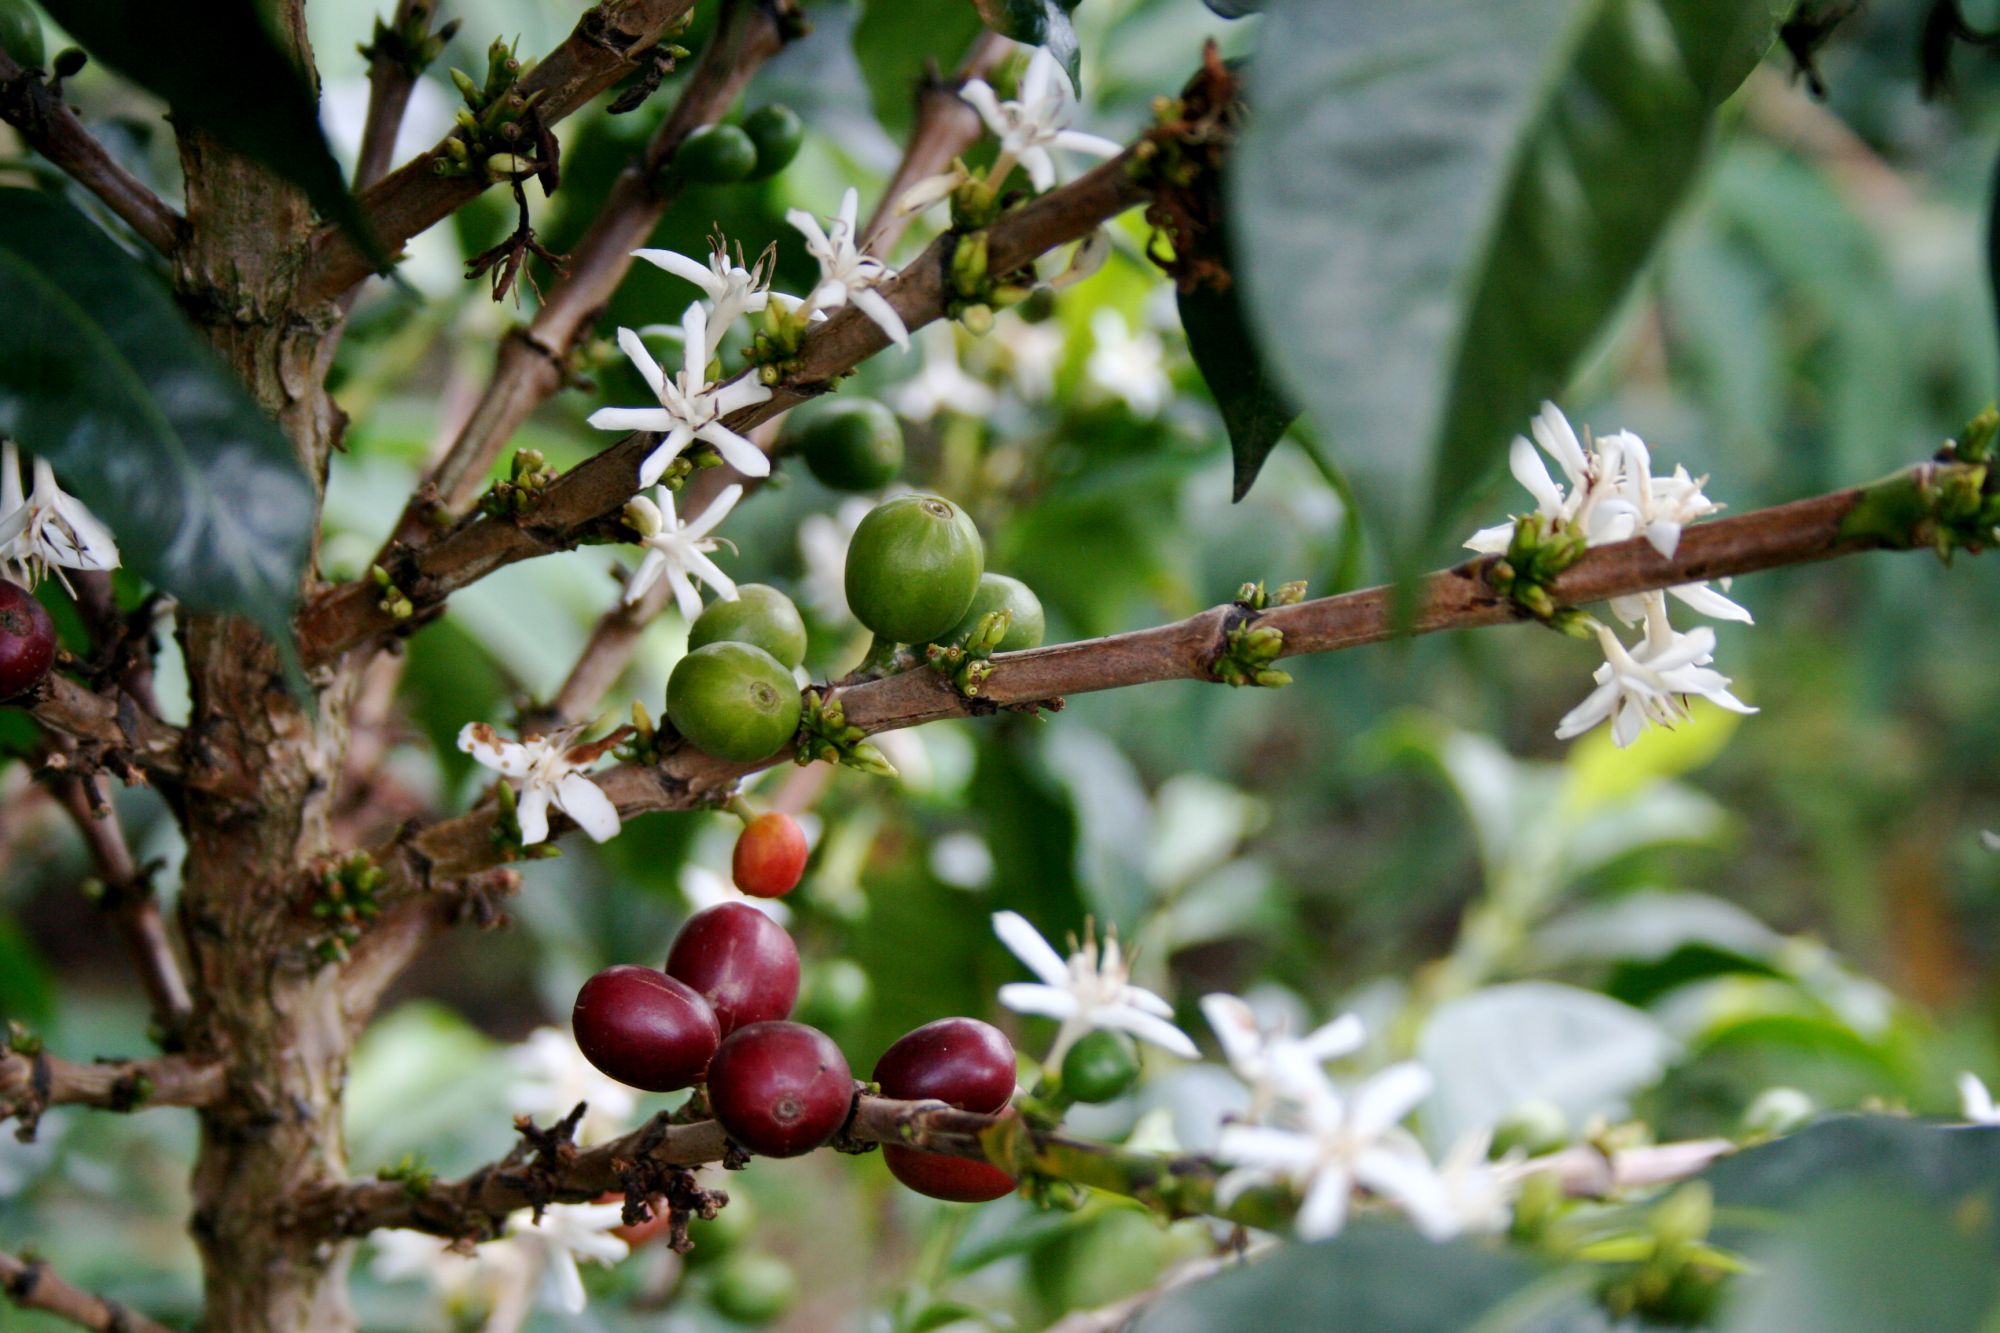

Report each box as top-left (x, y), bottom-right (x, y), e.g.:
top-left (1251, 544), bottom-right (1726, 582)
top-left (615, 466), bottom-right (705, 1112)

top-left (374, 0), bottom-right (792, 559)
top-left (354, 0), bottom-right (443, 192)
top-left (0, 1049), bottom-right (224, 1127)
top-left (0, 51), bottom-right (186, 255)
top-left (857, 30), bottom-right (1011, 258)
top-left (297, 1092), bottom-right (1735, 1242)
top-left (299, 0), bottom-right (699, 305)
top-left (0, 1250), bottom-right (175, 1333)
top-left (295, 147), bottom-right (1152, 667)
top-left (27, 675), bottom-right (185, 785)
top-left (362, 479), bottom-right (1885, 896)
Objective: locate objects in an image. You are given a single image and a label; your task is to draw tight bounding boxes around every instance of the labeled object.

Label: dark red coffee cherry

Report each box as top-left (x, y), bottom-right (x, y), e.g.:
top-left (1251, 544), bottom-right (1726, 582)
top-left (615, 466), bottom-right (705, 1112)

top-left (665, 902), bottom-right (800, 1035)
top-left (571, 964), bottom-right (720, 1093)
top-left (0, 579), bottom-right (56, 702)
top-left (706, 1021), bottom-right (853, 1157)
top-left (874, 1017), bottom-right (1019, 1203)
top-left (732, 812), bottom-right (808, 899)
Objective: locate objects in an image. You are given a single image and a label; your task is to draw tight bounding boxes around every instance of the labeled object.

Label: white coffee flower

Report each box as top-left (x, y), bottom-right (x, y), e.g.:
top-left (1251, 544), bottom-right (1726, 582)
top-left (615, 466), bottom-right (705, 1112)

top-left (796, 496), bottom-right (876, 624)
top-left (790, 187), bottom-right (909, 350)
top-left (506, 1027), bottom-right (637, 1147)
top-left (632, 239), bottom-right (775, 359)
top-left (458, 721), bottom-right (622, 846)
top-left (1084, 309), bottom-right (1168, 417)
top-left (1555, 598), bottom-right (1756, 748)
top-left (622, 482), bottom-right (741, 620)
top-left (1960, 1072), bottom-right (2000, 1124)
top-left (961, 47), bottom-right (1122, 192)
top-left (1201, 994), bottom-right (1366, 1121)
top-left (511, 1200), bottom-right (630, 1314)
top-left (890, 322), bottom-right (998, 423)
top-left (1214, 1060), bottom-right (1444, 1242)
top-left (588, 308), bottom-right (772, 487)
top-left (0, 440), bottom-right (121, 593)
top-left (993, 910), bottom-right (1197, 1065)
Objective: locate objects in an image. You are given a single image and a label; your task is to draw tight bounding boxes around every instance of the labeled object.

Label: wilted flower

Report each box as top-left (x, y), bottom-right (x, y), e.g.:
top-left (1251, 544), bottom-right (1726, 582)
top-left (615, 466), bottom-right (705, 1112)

top-left (458, 722), bottom-right (622, 846)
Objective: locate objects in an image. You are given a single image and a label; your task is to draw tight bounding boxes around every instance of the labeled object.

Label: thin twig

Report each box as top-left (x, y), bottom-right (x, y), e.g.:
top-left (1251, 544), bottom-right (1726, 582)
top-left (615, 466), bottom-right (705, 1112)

top-left (355, 0), bottom-right (447, 191)
top-left (26, 676), bottom-right (184, 786)
top-left (47, 772), bottom-right (193, 1046)
top-left (296, 146), bottom-right (1153, 665)
top-left (299, 0), bottom-right (701, 304)
top-left (374, 0), bottom-right (792, 557)
top-left (0, 1250), bottom-right (176, 1333)
top-left (0, 52), bottom-right (186, 255)
top-left (857, 30), bottom-right (1011, 258)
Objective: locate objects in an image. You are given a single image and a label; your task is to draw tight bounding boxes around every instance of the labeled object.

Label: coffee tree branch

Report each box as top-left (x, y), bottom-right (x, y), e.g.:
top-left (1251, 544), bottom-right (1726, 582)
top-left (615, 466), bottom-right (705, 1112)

top-left (299, 0), bottom-right (700, 304)
top-left (298, 1092), bottom-right (1736, 1243)
top-left (0, 1250), bottom-right (175, 1333)
top-left (374, 0), bottom-right (793, 558)
top-left (359, 462), bottom-right (1962, 895)
top-left (0, 50), bottom-right (186, 255)
top-left (0, 1048), bottom-right (224, 1129)
top-left (296, 147), bottom-right (1153, 666)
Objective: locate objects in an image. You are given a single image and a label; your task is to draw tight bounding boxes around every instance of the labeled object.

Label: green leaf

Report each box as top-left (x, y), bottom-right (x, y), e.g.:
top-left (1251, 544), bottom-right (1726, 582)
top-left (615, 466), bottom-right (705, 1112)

top-left (974, 0), bottom-right (1084, 92)
top-left (1180, 281), bottom-right (1299, 500)
top-left (1131, 1223), bottom-right (1599, 1332)
top-left (1702, 1116), bottom-right (2000, 1217)
top-left (0, 190), bottom-right (315, 642)
top-left (1232, 0), bottom-right (1785, 569)
top-left (855, 0), bottom-right (987, 137)
top-left (35, 0), bottom-right (375, 257)
top-left (1204, 0), bottom-right (1264, 15)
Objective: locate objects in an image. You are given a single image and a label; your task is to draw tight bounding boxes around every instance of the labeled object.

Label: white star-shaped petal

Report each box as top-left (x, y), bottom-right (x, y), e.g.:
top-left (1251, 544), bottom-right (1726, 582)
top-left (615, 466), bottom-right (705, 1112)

top-left (588, 305), bottom-right (772, 486)
top-left (0, 440), bottom-right (121, 593)
top-left (458, 721), bottom-right (623, 846)
top-left (993, 910), bottom-right (1197, 1065)
top-left (621, 482), bottom-right (742, 621)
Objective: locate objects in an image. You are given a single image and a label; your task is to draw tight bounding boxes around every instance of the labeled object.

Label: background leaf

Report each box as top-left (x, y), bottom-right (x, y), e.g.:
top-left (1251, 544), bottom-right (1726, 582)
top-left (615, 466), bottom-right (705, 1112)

top-left (974, 0), bottom-right (1084, 91)
top-left (1231, 0), bottom-right (1784, 569)
top-left (1180, 280), bottom-right (1298, 500)
top-left (36, 0), bottom-right (373, 253)
top-left (0, 190), bottom-right (315, 642)
top-left (855, 0), bottom-right (987, 136)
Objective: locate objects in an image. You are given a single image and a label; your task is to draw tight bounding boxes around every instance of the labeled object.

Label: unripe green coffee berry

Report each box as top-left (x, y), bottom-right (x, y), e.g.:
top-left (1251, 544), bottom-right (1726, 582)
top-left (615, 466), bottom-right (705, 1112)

top-left (938, 572), bottom-right (1045, 653)
top-left (710, 1251), bottom-right (799, 1324)
top-left (666, 642), bottom-right (803, 762)
top-left (0, 0), bottom-right (43, 69)
top-left (683, 1192), bottom-right (756, 1268)
top-left (790, 399), bottom-right (903, 493)
top-left (844, 494), bottom-right (984, 644)
top-left (674, 123), bottom-right (758, 185)
top-left (742, 103), bottom-right (804, 179)
top-left (1489, 1098), bottom-right (1570, 1158)
top-left (689, 584), bottom-right (809, 669)
top-left (1060, 1029), bottom-right (1140, 1104)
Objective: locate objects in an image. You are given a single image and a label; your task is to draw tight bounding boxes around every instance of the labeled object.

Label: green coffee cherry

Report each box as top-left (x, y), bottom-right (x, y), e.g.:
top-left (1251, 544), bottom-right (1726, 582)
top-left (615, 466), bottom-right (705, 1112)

top-left (0, 0), bottom-right (44, 69)
top-left (1060, 1030), bottom-right (1140, 1104)
top-left (688, 584), bottom-right (809, 669)
top-left (710, 1251), bottom-right (799, 1324)
top-left (666, 642), bottom-right (803, 762)
top-left (791, 399), bottom-right (903, 493)
top-left (938, 572), bottom-right (1044, 653)
top-left (844, 494), bottom-right (984, 644)
top-left (743, 103), bottom-right (804, 179)
top-left (684, 1192), bottom-right (757, 1268)
top-left (675, 123), bottom-right (758, 185)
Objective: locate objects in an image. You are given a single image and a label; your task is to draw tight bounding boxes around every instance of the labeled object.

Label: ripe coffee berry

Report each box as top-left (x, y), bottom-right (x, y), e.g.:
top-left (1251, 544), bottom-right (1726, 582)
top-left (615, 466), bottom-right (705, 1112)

top-left (707, 1021), bottom-right (853, 1157)
top-left (732, 812), bottom-right (808, 899)
top-left (874, 1017), bottom-right (1018, 1202)
top-left (571, 965), bottom-right (720, 1092)
top-left (665, 902), bottom-right (800, 1034)
top-left (0, 579), bottom-right (56, 702)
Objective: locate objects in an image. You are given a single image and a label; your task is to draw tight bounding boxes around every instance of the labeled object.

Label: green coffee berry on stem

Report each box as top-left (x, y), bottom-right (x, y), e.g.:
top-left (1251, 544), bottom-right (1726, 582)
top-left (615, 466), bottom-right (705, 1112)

top-left (666, 642), bottom-right (803, 762)
top-left (674, 123), bottom-right (759, 185)
top-left (845, 494), bottom-right (984, 644)
top-left (1059, 1029), bottom-right (1140, 1104)
top-left (0, 0), bottom-right (44, 70)
top-left (689, 585), bottom-right (808, 669)
top-left (790, 399), bottom-right (903, 493)
top-left (743, 103), bottom-right (804, 178)
top-left (939, 573), bottom-right (1045, 653)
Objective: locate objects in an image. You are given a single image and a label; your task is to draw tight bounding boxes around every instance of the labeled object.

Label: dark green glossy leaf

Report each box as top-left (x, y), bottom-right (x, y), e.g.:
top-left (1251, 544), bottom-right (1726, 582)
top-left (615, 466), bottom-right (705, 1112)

top-left (1132, 1224), bottom-right (1604, 1332)
top-left (0, 189), bottom-right (315, 642)
top-left (855, 0), bottom-right (986, 136)
top-left (1233, 0), bottom-right (1785, 570)
top-left (36, 0), bottom-right (374, 255)
top-left (1180, 281), bottom-right (1298, 500)
top-left (1702, 1115), bottom-right (2000, 1218)
top-left (974, 0), bottom-right (1082, 92)
top-left (1204, 0), bottom-right (1264, 15)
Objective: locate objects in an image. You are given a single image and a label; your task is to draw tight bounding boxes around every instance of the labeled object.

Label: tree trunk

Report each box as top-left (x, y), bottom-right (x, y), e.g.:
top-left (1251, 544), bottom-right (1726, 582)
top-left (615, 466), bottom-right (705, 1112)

top-left (168, 7), bottom-right (359, 1328)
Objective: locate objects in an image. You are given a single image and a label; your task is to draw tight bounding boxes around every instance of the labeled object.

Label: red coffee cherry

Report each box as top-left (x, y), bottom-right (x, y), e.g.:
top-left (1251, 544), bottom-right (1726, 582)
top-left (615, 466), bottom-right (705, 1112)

top-left (732, 812), bottom-right (808, 899)
top-left (665, 902), bottom-right (800, 1035)
top-left (571, 965), bottom-right (720, 1093)
top-left (0, 579), bottom-right (56, 702)
top-left (707, 1021), bottom-right (853, 1157)
top-left (874, 1017), bottom-right (1019, 1203)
